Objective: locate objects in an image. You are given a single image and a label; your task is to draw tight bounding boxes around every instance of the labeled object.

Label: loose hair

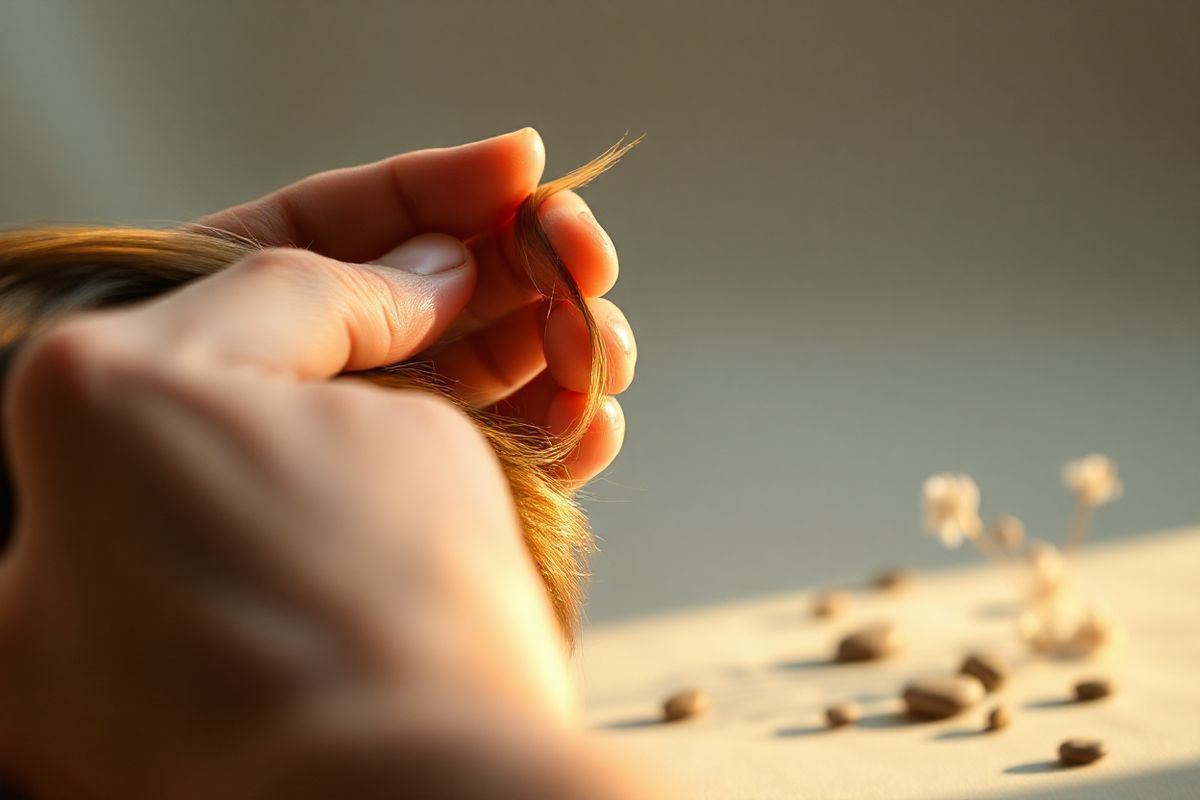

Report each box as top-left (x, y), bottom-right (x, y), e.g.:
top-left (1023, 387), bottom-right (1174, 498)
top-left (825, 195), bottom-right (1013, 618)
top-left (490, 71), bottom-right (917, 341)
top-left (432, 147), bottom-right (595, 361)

top-left (0, 138), bottom-right (638, 640)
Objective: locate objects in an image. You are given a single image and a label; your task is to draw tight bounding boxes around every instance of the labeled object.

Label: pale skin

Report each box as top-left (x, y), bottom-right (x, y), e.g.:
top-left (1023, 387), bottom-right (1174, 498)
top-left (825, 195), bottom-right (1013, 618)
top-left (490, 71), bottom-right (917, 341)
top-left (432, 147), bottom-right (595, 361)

top-left (0, 129), bottom-right (654, 798)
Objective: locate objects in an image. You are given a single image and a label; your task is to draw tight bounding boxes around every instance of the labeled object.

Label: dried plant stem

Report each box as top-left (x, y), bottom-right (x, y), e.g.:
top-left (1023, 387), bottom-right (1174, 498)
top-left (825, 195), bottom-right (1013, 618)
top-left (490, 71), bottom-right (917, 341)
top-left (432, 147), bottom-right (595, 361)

top-left (1063, 498), bottom-right (1092, 556)
top-left (972, 533), bottom-right (1027, 596)
top-left (971, 531), bottom-right (1006, 568)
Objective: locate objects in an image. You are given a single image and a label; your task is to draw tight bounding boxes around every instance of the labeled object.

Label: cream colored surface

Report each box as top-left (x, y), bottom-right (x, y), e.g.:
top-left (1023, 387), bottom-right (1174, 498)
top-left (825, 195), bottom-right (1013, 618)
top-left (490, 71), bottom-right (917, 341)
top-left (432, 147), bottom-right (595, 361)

top-left (579, 529), bottom-right (1200, 799)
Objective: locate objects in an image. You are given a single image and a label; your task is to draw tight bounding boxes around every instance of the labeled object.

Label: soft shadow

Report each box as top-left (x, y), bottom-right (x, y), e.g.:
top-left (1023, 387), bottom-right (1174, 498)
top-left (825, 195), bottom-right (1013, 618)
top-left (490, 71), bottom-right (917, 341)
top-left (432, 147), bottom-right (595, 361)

top-left (0, 782), bottom-right (28, 800)
top-left (771, 657), bottom-right (834, 671)
top-left (1002, 761), bottom-right (1200, 798)
top-left (857, 711), bottom-right (925, 729)
top-left (975, 600), bottom-right (1021, 619)
top-left (597, 716), bottom-right (663, 730)
top-left (773, 724), bottom-right (828, 738)
top-left (1004, 760), bottom-right (1062, 775)
top-left (1024, 697), bottom-right (1077, 710)
top-left (852, 691), bottom-right (892, 704)
top-left (932, 727), bottom-right (987, 741)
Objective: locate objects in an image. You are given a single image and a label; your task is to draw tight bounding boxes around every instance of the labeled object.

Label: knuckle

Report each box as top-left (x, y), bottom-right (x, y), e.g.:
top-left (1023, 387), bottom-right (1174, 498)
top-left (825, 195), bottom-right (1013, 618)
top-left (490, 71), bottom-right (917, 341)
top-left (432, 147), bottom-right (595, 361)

top-left (234, 249), bottom-right (409, 350)
top-left (8, 315), bottom-right (134, 410)
top-left (236, 246), bottom-right (330, 285)
top-left (315, 384), bottom-right (484, 460)
top-left (394, 390), bottom-right (483, 446)
top-left (386, 391), bottom-right (510, 495)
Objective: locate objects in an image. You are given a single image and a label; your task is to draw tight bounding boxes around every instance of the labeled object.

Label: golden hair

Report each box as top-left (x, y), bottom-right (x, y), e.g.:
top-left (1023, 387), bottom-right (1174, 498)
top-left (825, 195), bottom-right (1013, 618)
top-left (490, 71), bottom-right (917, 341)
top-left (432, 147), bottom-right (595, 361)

top-left (0, 138), bottom-right (639, 640)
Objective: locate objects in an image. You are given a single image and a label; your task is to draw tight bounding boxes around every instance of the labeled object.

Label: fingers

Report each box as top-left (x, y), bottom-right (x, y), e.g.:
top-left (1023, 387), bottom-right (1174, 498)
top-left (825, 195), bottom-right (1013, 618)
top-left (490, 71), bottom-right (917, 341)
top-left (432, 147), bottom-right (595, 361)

top-left (547, 392), bottom-right (626, 485)
top-left (430, 295), bottom-right (635, 407)
top-left (128, 235), bottom-right (477, 380)
top-left (424, 302), bottom-right (549, 407)
top-left (491, 374), bottom-right (626, 485)
top-left (544, 298), bottom-right (636, 394)
top-left (197, 128), bottom-right (545, 264)
top-left (461, 191), bottom-right (618, 332)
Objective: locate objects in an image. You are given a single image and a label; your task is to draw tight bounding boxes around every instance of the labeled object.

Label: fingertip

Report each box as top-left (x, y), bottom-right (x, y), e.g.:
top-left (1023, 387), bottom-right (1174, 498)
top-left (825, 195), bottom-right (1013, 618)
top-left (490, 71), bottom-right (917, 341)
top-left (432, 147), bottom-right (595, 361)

top-left (517, 126), bottom-right (546, 165)
top-left (485, 127), bottom-right (546, 197)
top-left (438, 128), bottom-right (545, 227)
top-left (362, 234), bottom-right (478, 366)
top-left (372, 232), bottom-right (473, 277)
top-left (547, 392), bottom-right (625, 485)
top-left (544, 299), bottom-right (636, 395)
top-left (538, 192), bottom-right (619, 297)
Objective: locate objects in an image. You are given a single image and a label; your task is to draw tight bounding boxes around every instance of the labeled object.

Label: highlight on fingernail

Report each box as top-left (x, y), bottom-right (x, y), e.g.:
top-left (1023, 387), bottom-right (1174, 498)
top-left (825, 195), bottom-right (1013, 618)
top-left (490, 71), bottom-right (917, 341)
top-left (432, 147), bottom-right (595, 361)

top-left (607, 314), bottom-right (635, 356)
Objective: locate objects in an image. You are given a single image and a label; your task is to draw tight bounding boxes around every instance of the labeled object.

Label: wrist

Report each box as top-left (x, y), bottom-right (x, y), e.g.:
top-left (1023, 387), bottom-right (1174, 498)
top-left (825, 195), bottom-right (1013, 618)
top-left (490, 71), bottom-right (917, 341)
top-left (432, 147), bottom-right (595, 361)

top-left (252, 685), bottom-right (585, 799)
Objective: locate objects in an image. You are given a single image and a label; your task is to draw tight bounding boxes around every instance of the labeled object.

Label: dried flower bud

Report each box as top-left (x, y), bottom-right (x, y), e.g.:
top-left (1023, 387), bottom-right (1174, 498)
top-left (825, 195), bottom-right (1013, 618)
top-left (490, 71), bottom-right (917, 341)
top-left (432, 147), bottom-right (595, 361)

top-left (991, 515), bottom-right (1026, 551)
top-left (922, 473), bottom-right (982, 548)
top-left (1069, 605), bottom-right (1116, 653)
top-left (1017, 610), bottom-right (1058, 653)
top-left (1062, 455), bottom-right (1122, 507)
top-left (1027, 540), bottom-right (1065, 599)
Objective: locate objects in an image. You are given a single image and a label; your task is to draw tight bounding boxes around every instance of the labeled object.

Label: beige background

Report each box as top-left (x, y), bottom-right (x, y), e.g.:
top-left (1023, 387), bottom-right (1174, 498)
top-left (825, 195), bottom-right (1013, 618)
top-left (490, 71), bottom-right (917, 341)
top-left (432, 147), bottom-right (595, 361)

top-left (0, 1), bottom-right (1197, 623)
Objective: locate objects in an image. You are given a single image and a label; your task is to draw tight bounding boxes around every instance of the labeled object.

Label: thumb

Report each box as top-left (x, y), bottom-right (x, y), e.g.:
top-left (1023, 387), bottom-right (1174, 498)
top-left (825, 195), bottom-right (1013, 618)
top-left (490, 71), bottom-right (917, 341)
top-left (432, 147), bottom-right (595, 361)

top-left (131, 233), bottom-right (477, 379)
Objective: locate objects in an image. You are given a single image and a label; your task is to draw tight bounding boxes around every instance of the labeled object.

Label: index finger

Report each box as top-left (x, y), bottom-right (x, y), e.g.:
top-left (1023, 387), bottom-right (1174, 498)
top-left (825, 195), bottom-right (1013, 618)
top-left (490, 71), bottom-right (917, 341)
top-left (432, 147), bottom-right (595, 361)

top-left (196, 128), bottom-right (546, 264)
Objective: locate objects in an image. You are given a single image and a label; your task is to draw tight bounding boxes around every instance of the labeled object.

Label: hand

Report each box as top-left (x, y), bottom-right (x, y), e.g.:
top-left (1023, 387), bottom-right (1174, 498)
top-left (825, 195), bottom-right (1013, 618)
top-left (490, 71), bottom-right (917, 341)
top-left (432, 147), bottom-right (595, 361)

top-left (0, 131), bottom-right (643, 798)
top-left (199, 128), bottom-right (636, 484)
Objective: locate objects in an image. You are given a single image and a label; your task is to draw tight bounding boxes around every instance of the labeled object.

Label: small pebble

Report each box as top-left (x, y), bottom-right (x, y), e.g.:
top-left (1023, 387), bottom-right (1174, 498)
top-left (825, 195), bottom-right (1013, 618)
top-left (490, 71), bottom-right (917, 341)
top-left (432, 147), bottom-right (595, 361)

top-left (813, 590), bottom-right (851, 619)
top-left (1059, 737), bottom-right (1107, 766)
top-left (986, 704), bottom-right (1010, 732)
top-left (835, 622), bottom-right (906, 662)
top-left (902, 675), bottom-right (985, 719)
top-left (662, 688), bottom-right (708, 722)
top-left (872, 568), bottom-right (915, 593)
top-left (959, 651), bottom-right (1010, 693)
top-left (825, 703), bottom-right (861, 728)
top-left (1074, 677), bottom-right (1115, 702)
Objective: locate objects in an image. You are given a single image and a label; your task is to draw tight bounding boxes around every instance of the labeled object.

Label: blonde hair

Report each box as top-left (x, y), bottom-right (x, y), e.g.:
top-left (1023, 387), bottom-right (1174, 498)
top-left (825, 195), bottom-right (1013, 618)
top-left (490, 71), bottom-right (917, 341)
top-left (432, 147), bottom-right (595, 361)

top-left (0, 139), bottom-right (638, 640)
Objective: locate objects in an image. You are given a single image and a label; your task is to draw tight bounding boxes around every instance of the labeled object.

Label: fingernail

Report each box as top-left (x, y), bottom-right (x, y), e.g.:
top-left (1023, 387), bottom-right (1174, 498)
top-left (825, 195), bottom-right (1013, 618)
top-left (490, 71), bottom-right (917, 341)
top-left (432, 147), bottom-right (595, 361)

top-left (602, 396), bottom-right (624, 427)
top-left (607, 314), bottom-right (635, 356)
top-left (578, 210), bottom-right (615, 255)
top-left (374, 234), bottom-right (467, 276)
top-left (481, 127), bottom-right (542, 159)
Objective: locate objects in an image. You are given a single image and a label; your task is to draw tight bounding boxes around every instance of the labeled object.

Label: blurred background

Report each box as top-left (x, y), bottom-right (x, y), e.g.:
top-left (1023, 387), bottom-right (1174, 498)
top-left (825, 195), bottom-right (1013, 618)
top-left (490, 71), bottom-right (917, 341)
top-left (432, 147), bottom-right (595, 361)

top-left (1, 0), bottom-right (1196, 623)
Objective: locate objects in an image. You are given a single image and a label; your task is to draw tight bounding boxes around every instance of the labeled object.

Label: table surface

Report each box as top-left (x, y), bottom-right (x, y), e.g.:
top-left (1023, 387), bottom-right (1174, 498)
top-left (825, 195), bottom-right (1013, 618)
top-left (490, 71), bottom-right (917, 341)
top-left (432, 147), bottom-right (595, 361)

top-left (578, 528), bottom-right (1200, 799)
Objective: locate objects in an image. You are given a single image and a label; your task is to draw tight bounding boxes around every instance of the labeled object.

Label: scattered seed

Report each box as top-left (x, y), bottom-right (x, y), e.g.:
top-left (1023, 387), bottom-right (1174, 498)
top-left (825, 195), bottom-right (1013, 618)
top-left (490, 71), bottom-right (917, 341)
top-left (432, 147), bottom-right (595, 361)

top-left (835, 622), bottom-right (906, 662)
top-left (959, 651), bottom-right (1010, 693)
top-left (813, 590), bottom-right (851, 619)
top-left (662, 688), bottom-right (708, 722)
top-left (1074, 677), bottom-right (1114, 702)
top-left (902, 675), bottom-right (985, 719)
top-left (1059, 737), bottom-right (1107, 766)
top-left (825, 703), bottom-right (861, 728)
top-left (986, 704), bottom-right (1010, 732)
top-left (872, 568), bottom-right (915, 593)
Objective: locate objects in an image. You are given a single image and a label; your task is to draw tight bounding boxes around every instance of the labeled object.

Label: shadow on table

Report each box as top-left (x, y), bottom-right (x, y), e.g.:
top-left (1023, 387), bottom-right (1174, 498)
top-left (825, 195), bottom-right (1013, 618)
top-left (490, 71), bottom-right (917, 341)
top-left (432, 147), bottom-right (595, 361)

top-left (932, 727), bottom-right (989, 741)
top-left (1004, 760), bottom-right (1061, 775)
top-left (773, 724), bottom-right (828, 738)
top-left (974, 600), bottom-right (1022, 619)
top-left (1024, 696), bottom-right (1079, 710)
top-left (997, 760), bottom-right (1200, 798)
top-left (857, 711), bottom-right (933, 730)
top-left (770, 656), bottom-right (835, 671)
top-left (597, 715), bottom-right (665, 730)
